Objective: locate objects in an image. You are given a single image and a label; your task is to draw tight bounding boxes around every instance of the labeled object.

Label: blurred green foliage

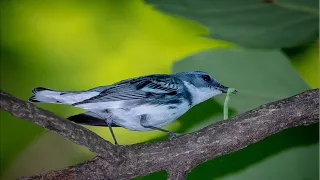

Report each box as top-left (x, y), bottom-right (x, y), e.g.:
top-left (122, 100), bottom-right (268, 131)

top-left (0, 0), bottom-right (318, 180)
top-left (146, 0), bottom-right (319, 48)
top-left (284, 41), bottom-right (319, 88)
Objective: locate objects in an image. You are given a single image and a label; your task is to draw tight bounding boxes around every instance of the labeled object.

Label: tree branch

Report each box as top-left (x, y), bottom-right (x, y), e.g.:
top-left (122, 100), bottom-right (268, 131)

top-left (0, 89), bottom-right (318, 180)
top-left (0, 90), bottom-right (124, 164)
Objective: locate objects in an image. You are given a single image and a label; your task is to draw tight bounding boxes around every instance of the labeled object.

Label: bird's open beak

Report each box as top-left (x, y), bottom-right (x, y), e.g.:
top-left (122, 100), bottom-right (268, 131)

top-left (216, 84), bottom-right (238, 94)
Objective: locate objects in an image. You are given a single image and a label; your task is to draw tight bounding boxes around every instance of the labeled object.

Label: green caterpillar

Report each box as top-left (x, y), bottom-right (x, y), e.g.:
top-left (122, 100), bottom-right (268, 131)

top-left (224, 88), bottom-right (237, 120)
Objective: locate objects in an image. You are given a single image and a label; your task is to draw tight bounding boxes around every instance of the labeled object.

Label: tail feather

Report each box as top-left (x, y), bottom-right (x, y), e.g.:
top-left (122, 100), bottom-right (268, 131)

top-left (29, 87), bottom-right (64, 104)
top-left (29, 87), bottom-right (53, 102)
top-left (31, 87), bottom-right (52, 94)
top-left (28, 87), bottom-right (100, 104)
top-left (28, 95), bottom-right (41, 102)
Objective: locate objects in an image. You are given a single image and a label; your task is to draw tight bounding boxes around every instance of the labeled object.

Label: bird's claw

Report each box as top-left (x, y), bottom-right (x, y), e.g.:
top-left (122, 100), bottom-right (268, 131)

top-left (168, 132), bottom-right (181, 140)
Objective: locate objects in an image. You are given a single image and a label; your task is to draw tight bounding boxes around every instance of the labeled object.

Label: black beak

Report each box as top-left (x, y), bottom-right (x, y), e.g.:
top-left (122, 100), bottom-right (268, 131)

top-left (216, 84), bottom-right (238, 94)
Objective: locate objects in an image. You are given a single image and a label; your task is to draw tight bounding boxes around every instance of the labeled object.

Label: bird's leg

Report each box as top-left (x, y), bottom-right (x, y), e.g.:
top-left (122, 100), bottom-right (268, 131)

top-left (88, 112), bottom-right (118, 144)
top-left (104, 119), bottom-right (118, 145)
top-left (140, 114), bottom-right (180, 140)
top-left (88, 112), bottom-right (118, 145)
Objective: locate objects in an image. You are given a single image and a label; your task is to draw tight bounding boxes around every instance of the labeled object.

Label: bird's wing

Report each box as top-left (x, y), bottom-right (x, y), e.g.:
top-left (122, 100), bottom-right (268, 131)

top-left (73, 75), bottom-right (183, 105)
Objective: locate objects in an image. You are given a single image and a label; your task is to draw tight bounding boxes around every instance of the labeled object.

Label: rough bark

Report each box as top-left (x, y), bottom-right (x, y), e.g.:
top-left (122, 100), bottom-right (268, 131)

top-left (0, 89), bottom-right (318, 180)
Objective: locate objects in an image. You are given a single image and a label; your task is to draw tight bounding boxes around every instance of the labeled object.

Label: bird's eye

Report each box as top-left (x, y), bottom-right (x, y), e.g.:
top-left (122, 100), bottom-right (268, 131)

top-left (203, 75), bottom-right (211, 81)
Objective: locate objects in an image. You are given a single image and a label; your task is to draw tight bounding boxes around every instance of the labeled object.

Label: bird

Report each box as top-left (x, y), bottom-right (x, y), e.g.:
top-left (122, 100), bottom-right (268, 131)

top-left (28, 71), bottom-right (235, 144)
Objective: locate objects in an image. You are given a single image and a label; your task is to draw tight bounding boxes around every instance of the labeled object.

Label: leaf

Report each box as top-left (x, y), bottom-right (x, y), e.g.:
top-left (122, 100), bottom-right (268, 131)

top-left (284, 41), bottom-right (319, 88)
top-left (145, 0), bottom-right (319, 48)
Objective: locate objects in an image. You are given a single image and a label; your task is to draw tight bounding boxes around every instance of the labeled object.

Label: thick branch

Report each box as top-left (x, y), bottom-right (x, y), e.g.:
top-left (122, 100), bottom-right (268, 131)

top-left (1, 89), bottom-right (318, 180)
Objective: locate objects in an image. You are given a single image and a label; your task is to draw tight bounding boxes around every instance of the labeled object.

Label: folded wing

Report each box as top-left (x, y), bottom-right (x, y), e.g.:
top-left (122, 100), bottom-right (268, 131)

top-left (73, 75), bottom-right (183, 108)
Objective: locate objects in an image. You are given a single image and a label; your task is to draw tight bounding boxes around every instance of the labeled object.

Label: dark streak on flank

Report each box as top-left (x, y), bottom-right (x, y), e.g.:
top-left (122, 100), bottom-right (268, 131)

top-left (168, 106), bottom-right (177, 109)
top-left (167, 91), bottom-right (177, 96)
top-left (165, 99), bottom-right (182, 105)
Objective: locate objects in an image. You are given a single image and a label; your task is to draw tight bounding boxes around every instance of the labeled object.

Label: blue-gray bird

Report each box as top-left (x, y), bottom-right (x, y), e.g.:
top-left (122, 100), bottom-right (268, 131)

top-left (29, 71), bottom-right (235, 144)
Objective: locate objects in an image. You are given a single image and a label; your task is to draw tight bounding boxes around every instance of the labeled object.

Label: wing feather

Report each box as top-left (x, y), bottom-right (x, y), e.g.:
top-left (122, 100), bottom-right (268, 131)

top-left (73, 75), bottom-right (182, 105)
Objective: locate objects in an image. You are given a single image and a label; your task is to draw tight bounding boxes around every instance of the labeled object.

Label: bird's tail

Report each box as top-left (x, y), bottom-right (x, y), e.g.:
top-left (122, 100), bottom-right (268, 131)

top-left (29, 87), bottom-right (65, 104)
top-left (29, 87), bottom-right (99, 105)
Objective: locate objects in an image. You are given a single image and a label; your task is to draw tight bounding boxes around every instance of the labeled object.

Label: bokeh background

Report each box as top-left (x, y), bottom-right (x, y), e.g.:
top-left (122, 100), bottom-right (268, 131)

top-left (0, 0), bottom-right (319, 179)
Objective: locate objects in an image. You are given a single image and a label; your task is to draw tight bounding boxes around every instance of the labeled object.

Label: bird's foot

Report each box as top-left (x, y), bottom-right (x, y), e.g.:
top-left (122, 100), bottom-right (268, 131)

top-left (168, 132), bottom-right (181, 140)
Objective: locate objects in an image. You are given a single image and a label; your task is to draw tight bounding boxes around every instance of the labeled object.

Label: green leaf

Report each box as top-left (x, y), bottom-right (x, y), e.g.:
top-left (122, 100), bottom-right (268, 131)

top-left (284, 41), bottom-right (319, 88)
top-left (146, 0), bottom-right (319, 48)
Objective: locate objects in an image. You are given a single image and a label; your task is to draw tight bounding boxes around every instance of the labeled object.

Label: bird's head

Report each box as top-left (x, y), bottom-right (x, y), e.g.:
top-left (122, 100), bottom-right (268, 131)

top-left (175, 71), bottom-right (236, 105)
